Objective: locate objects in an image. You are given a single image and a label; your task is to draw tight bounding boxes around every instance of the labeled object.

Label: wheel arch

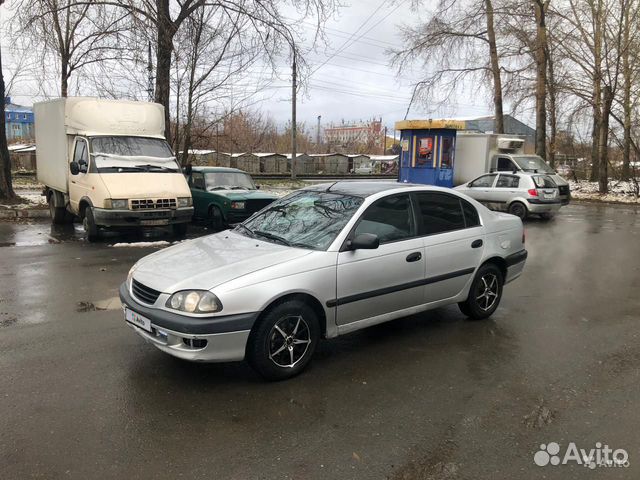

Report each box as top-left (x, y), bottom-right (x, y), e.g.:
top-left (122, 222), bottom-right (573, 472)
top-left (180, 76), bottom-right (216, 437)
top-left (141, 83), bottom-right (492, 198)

top-left (251, 292), bottom-right (328, 338)
top-left (480, 256), bottom-right (507, 280)
top-left (78, 197), bottom-right (94, 218)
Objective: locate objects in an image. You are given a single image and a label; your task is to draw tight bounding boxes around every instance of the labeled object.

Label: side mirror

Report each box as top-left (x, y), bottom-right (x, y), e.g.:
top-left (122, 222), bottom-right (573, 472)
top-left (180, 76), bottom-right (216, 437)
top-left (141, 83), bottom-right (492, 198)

top-left (467, 182), bottom-right (473, 187)
top-left (347, 233), bottom-right (379, 250)
top-left (69, 161), bottom-right (80, 175)
top-left (256, 185), bottom-right (261, 190)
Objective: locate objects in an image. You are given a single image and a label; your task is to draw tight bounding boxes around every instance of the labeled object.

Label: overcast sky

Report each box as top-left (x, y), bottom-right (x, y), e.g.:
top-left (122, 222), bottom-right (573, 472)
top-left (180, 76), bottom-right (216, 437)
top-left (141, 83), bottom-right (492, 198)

top-left (1, 0), bottom-right (507, 133)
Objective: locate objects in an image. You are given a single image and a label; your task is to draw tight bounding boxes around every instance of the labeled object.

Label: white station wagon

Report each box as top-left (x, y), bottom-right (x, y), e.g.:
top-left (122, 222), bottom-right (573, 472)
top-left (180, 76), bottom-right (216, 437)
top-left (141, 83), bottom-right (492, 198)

top-left (120, 182), bottom-right (527, 380)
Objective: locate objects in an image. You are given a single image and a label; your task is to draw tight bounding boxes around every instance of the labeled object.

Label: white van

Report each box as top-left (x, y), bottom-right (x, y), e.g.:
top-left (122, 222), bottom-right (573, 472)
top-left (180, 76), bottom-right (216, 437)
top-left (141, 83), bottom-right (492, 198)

top-left (35, 97), bottom-right (193, 241)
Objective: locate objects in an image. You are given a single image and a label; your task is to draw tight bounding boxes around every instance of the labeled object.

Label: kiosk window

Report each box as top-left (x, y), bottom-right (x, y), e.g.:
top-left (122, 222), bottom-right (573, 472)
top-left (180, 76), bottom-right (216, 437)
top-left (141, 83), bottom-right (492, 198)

top-left (441, 137), bottom-right (454, 168)
top-left (415, 136), bottom-right (434, 167)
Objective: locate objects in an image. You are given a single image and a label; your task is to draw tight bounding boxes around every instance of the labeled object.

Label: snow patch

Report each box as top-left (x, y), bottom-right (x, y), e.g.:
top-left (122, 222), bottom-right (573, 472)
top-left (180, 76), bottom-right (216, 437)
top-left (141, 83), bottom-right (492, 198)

top-left (569, 180), bottom-right (640, 204)
top-left (110, 241), bottom-right (171, 248)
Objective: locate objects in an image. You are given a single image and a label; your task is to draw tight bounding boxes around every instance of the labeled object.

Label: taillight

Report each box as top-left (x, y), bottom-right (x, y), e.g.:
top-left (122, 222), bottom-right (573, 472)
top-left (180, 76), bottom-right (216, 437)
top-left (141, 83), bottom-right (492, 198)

top-left (527, 189), bottom-right (538, 197)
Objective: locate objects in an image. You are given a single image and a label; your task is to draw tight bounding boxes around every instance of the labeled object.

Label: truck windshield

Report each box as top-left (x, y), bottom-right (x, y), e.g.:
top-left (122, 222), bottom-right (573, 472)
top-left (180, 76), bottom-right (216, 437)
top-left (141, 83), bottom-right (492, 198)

top-left (91, 136), bottom-right (174, 158)
top-left (205, 172), bottom-right (256, 190)
top-left (512, 155), bottom-right (554, 174)
top-left (237, 190), bottom-right (364, 250)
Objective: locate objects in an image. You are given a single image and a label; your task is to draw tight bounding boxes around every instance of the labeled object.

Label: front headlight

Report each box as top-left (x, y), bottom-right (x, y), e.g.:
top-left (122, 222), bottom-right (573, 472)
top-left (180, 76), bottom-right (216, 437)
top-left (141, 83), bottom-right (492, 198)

top-left (105, 198), bottom-right (128, 209)
top-left (127, 263), bottom-right (137, 286)
top-left (231, 201), bottom-right (245, 210)
top-left (177, 197), bottom-right (192, 208)
top-left (166, 290), bottom-right (222, 313)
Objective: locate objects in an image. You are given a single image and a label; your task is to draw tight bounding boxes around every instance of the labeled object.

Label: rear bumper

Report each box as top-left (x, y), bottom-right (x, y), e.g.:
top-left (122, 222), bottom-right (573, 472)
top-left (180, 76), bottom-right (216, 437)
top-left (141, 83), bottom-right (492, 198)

top-left (505, 249), bottom-right (527, 284)
top-left (119, 282), bottom-right (257, 362)
top-left (526, 201), bottom-right (562, 214)
top-left (93, 207), bottom-right (193, 227)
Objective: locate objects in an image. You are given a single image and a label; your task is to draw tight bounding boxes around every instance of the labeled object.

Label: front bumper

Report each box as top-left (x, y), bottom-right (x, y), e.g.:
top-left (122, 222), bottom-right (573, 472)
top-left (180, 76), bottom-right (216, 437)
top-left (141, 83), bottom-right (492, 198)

top-left (119, 282), bottom-right (258, 362)
top-left (93, 207), bottom-right (194, 227)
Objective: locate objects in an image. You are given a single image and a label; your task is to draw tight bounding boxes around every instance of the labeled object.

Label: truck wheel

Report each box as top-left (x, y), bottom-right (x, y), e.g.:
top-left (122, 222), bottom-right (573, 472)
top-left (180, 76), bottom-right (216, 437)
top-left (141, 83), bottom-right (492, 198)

top-left (83, 207), bottom-right (100, 242)
top-left (247, 299), bottom-right (320, 381)
top-left (508, 201), bottom-right (528, 220)
top-left (209, 206), bottom-right (224, 231)
top-left (458, 263), bottom-right (504, 320)
top-left (172, 223), bottom-right (188, 238)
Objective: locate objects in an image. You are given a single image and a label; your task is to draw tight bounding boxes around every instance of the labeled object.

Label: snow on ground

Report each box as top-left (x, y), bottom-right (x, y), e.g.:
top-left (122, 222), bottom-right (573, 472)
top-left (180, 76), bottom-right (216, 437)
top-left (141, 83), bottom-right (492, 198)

top-left (110, 241), bottom-right (172, 248)
top-left (569, 180), bottom-right (640, 204)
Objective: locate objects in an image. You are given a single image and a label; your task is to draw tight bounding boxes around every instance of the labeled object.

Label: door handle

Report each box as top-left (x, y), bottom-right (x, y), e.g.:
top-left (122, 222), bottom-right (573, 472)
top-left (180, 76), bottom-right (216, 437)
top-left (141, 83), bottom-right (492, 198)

top-left (406, 252), bottom-right (422, 262)
top-left (471, 239), bottom-right (483, 249)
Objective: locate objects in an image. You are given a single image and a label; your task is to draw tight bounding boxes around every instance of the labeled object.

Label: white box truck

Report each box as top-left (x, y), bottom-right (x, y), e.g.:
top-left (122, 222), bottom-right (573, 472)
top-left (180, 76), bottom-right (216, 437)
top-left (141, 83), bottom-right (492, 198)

top-left (454, 133), bottom-right (570, 204)
top-left (35, 97), bottom-right (193, 241)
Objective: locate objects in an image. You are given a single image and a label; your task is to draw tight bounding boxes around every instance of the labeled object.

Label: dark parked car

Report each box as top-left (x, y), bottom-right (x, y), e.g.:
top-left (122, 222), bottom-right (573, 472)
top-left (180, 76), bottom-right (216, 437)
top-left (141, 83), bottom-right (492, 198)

top-left (185, 167), bottom-right (278, 229)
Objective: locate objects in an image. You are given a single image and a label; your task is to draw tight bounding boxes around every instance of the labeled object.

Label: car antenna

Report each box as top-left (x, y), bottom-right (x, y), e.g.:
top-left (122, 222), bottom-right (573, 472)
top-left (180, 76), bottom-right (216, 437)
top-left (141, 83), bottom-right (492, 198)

top-left (325, 182), bottom-right (338, 192)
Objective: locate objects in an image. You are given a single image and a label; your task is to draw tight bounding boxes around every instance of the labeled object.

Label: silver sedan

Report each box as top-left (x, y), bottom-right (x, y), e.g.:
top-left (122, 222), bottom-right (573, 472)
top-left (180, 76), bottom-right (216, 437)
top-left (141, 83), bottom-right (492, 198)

top-left (120, 182), bottom-right (527, 380)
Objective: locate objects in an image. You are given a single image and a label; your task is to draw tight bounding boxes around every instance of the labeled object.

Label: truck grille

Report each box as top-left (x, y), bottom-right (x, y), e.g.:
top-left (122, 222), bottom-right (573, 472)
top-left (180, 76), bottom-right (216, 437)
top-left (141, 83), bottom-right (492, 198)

top-left (558, 185), bottom-right (570, 196)
top-left (131, 279), bottom-right (162, 305)
top-left (246, 199), bottom-right (275, 213)
top-left (131, 198), bottom-right (177, 210)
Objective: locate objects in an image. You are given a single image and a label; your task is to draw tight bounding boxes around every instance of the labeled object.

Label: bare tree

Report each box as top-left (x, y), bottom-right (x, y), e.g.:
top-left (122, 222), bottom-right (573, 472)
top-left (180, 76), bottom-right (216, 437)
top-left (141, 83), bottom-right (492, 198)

top-left (14, 0), bottom-right (129, 97)
top-left (0, 6), bottom-right (16, 200)
top-left (392, 0), bottom-right (507, 131)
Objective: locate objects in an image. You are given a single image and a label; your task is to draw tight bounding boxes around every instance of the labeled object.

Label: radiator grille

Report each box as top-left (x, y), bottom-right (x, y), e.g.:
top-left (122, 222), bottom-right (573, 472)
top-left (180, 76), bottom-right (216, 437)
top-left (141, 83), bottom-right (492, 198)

top-left (131, 198), bottom-right (177, 210)
top-left (131, 279), bottom-right (161, 305)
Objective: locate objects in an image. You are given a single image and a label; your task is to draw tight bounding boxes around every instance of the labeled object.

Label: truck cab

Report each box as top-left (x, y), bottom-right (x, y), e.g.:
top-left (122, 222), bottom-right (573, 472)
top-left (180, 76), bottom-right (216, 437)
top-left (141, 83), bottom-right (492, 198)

top-left (35, 98), bottom-right (194, 241)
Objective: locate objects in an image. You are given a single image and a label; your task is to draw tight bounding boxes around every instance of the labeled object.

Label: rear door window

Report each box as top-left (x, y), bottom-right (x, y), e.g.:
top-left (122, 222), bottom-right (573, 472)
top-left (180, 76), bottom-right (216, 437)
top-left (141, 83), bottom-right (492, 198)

top-left (415, 192), bottom-right (466, 235)
top-left (496, 174), bottom-right (520, 188)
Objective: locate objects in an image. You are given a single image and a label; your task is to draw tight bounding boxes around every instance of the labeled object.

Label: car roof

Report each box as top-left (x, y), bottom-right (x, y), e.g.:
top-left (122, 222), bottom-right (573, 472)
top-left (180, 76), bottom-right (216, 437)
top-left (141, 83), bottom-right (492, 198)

top-left (190, 166), bottom-right (246, 173)
top-left (302, 181), bottom-right (425, 197)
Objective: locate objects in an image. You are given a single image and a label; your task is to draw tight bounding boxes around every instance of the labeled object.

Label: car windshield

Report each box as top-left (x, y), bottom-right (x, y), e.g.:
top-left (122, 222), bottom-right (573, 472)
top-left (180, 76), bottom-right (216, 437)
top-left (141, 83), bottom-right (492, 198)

top-left (512, 155), bottom-right (554, 174)
top-left (205, 172), bottom-right (255, 190)
top-left (238, 190), bottom-right (364, 250)
top-left (90, 136), bottom-right (179, 172)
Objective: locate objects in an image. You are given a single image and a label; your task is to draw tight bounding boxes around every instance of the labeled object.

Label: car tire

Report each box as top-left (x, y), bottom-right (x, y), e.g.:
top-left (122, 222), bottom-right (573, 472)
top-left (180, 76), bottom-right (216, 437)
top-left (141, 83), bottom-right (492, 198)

top-left (48, 195), bottom-right (72, 224)
top-left (247, 299), bottom-right (320, 381)
top-left (458, 263), bottom-right (504, 320)
top-left (172, 223), bottom-right (188, 238)
top-left (508, 201), bottom-right (528, 220)
top-left (83, 206), bottom-right (100, 242)
top-left (209, 206), bottom-right (224, 231)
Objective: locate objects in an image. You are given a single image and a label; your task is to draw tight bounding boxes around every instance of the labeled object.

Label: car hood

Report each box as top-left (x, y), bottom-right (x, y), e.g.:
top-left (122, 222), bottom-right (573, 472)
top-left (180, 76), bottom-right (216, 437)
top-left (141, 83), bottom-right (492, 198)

top-left (131, 230), bottom-right (311, 293)
top-left (101, 172), bottom-right (191, 199)
top-left (206, 189), bottom-right (278, 200)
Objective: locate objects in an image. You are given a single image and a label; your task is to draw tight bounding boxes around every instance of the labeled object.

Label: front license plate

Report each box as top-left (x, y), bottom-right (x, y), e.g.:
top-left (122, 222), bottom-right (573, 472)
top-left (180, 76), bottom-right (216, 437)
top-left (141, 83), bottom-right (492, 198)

top-left (125, 308), bottom-right (152, 332)
top-left (140, 219), bottom-right (169, 226)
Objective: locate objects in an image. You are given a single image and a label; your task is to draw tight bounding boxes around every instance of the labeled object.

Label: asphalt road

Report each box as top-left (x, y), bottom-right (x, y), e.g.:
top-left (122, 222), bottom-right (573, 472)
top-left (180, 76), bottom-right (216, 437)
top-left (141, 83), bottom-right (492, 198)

top-left (1, 203), bottom-right (640, 480)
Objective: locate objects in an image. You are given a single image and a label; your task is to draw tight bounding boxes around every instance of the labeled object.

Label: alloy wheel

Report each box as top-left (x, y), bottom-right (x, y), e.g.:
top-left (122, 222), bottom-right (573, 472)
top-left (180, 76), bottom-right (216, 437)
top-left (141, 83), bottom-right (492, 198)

top-left (268, 315), bottom-right (311, 368)
top-left (476, 273), bottom-right (499, 311)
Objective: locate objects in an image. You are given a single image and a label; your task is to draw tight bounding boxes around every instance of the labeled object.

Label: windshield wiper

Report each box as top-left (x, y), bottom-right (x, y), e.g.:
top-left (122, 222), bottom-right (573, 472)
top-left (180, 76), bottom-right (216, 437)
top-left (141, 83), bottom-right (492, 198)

top-left (135, 164), bottom-right (177, 172)
top-left (235, 224), bottom-right (254, 237)
top-left (253, 230), bottom-right (292, 246)
top-left (230, 186), bottom-right (248, 190)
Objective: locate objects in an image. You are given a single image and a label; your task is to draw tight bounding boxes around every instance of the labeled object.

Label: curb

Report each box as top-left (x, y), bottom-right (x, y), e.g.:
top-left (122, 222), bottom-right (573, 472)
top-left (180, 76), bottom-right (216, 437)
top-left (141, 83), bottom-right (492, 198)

top-left (0, 209), bottom-right (50, 219)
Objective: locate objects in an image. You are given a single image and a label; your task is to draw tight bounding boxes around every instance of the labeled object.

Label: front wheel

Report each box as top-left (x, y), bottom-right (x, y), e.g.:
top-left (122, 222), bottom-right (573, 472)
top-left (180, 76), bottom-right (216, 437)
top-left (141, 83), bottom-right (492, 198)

top-left (458, 263), bottom-right (504, 320)
top-left (209, 206), bottom-right (225, 232)
top-left (83, 206), bottom-right (100, 242)
top-left (247, 300), bottom-right (320, 381)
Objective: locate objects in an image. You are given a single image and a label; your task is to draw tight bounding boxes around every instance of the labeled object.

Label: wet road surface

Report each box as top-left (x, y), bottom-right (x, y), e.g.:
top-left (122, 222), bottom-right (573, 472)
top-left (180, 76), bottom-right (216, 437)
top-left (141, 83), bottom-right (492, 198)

top-left (1, 203), bottom-right (640, 479)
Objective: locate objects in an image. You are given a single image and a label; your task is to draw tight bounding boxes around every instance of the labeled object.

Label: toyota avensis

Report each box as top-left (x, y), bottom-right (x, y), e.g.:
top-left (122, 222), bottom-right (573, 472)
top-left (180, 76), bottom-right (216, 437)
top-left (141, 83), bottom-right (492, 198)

top-left (120, 182), bottom-right (527, 380)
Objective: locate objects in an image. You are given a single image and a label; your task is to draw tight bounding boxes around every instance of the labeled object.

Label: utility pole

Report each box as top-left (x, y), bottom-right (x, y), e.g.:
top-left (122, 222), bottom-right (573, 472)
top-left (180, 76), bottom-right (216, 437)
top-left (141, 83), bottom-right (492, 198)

top-left (147, 41), bottom-right (154, 102)
top-left (215, 123), bottom-right (220, 166)
top-left (291, 55), bottom-right (297, 180)
top-left (383, 126), bottom-right (387, 154)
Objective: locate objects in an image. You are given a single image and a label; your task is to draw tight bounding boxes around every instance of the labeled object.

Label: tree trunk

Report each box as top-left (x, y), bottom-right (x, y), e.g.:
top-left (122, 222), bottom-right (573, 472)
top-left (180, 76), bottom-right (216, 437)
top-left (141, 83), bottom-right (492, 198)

top-left (485, 0), bottom-right (504, 133)
top-left (0, 44), bottom-right (16, 200)
top-left (621, 2), bottom-right (632, 180)
top-left (533, 0), bottom-right (547, 160)
top-left (155, 0), bottom-right (175, 142)
top-left (598, 86), bottom-right (613, 193)
top-left (590, 0), bottom-right (603, 182)
top-left (61, 56), bottom-right (69, 97)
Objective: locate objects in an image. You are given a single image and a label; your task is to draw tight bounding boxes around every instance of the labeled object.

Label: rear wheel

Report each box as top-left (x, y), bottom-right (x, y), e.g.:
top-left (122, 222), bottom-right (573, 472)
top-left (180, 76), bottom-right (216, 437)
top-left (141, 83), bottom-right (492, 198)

top-left (458, 263), bottom-right (504, 320)
top-left (508, 201), bottom-right (528, 220)
top-left (247, 299), bottom-right (320, 381)
top-left (83, 206), bottom-right (100, 242)
top-left (209, 205), bottom-right (224, 231)
top-left (48, 193), bottom-right (72, 224)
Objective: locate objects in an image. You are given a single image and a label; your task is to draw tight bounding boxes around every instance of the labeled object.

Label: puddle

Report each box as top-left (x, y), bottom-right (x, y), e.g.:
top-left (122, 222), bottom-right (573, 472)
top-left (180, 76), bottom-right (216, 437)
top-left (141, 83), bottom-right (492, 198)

top-left (76, 296), bottom-right (121, 312)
